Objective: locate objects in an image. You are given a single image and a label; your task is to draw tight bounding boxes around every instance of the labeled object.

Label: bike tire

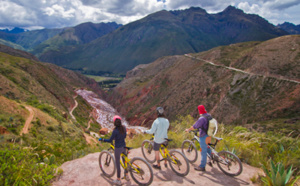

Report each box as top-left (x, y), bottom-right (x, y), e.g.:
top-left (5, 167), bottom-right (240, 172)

top-left (216, 150), bottom-right (243, 176)
top-left (99, 150), bottom-right (116, 177)
top-left (181, 140), bottom-right (198, 163)
top-left (168, 149), bottom-right (190, 177)
top-left (129, 157), bottom-right (154, 186)
top-left (141, 140), bottom-right (156, 163)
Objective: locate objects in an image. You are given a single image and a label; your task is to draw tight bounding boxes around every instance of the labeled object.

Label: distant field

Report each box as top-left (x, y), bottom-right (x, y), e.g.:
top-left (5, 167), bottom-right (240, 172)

top-left (84, 75), bottom-right (122, 82)
top-left (84, 75), bottom-right (123, 89)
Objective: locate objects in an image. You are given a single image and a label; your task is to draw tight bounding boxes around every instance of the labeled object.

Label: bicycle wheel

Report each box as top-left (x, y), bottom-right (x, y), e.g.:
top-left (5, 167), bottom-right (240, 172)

top-left (99, 150), bottom-right (116, 177)
top-left (181, 140), bottom-right (198, 163)
top-left (141, 140), bottom-right (156, 163)
top-left (130, 157), bottom-right (153, 186)
top-left (168, 149), bottom-right (190, 176)
top-left (216, 150), bottom-right (243, 176)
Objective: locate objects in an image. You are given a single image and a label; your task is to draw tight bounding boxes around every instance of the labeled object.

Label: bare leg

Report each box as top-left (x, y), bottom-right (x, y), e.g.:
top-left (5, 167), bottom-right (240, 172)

top-left (155, 151), bottom-right (160, 166)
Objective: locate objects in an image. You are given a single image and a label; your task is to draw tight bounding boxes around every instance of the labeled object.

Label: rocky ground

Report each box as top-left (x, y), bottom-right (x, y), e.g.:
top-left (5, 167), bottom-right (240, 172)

top-left (52, 148), bottom-right (262, 186)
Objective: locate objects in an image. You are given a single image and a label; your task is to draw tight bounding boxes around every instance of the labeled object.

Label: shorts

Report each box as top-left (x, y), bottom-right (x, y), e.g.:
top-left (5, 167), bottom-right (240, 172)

top-left (153, 142), bottom-right (162, 151)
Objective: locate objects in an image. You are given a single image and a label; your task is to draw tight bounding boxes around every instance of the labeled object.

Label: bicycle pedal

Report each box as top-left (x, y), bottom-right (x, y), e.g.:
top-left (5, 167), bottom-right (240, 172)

top-left (208, 162), bottom-right (213, 167)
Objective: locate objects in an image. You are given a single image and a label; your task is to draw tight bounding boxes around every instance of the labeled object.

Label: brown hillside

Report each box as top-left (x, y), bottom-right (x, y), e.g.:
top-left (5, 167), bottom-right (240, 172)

top-left (106, 35), bottom-right (300, 127)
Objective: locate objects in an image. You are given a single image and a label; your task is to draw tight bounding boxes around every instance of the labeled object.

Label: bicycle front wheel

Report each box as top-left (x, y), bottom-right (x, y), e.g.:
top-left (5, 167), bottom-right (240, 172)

top-left (168, 149), bottom-right (190, 177)
top-left (216, 150), bottom-right (243, 176)
top-left (181, 140), bottom-right (198, 163)
top-left (130, 157), bottom-right (153, 186)
top-left (99, 150), bottom-right (116, 177)
top-left (141, 140), bottom-right (156, 163)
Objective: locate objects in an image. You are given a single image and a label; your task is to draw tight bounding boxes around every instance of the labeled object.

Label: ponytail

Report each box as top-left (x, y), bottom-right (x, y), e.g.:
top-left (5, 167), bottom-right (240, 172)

top-left (114, 119), bottom-right (126, 134)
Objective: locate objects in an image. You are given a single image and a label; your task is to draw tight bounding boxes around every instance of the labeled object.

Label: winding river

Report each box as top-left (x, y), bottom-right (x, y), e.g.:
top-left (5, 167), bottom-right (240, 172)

top-left (76, 89), bottom-right (147, 133)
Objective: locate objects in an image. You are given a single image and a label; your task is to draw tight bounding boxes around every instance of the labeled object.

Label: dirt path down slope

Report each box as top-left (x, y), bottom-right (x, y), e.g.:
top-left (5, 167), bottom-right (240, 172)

top-left (52, 148), bottom-right (261, 186)
top-left (20, 106), bottom-right (34, 135)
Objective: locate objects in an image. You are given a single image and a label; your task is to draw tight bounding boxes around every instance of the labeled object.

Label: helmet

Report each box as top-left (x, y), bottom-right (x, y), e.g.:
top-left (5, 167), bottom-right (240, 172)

top-left (113, 115), bottom-right (122, 122)
top-left (156, 107), bottom-right (164, 115)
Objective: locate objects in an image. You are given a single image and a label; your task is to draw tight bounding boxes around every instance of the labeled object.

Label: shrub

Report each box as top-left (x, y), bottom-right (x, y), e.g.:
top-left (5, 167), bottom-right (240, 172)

top-left (261, 159), bottom-right (299, 186)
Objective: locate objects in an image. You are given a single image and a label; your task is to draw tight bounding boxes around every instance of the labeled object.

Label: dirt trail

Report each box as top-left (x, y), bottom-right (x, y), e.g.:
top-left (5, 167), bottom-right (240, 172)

top-left (184, 54), bottom-right (300, 84)
top-left (70, 97), bottom-right (78, 121)
top-left (52, 148), bottom-right (262, 186)
top-left (20, 106), bottom-right (34, 135)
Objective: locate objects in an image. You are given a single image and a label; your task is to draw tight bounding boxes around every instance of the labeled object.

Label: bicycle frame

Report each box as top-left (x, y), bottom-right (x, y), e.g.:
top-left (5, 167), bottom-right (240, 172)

top-left (150, 137), bottom-right (179, 165)
top-left (107, 142), bottom-right (142, 174)
top-left (190, 131), bottom-right (220, 160)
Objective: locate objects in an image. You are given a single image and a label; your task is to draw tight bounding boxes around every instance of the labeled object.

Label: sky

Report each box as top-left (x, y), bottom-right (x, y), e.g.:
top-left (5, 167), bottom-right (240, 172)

top-left (0, 0), bottom-right (300, 30)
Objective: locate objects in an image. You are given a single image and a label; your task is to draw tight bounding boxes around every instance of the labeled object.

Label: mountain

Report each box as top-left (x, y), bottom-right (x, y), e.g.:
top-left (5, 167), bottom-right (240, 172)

top-left (0, 44), bottom-right (104, 134)
top-left (0, 27), bottom-right (26, 34)
top-left (277, 22), bottom-right (300, 34)
top-left (0, 28), bottom-right (64, 51)
top-left (105, 35), bottom-right (300, 127)
top-left (37, 6), bottom-right (288, 74)
top-left (32, 22), bottom-right (122, 57)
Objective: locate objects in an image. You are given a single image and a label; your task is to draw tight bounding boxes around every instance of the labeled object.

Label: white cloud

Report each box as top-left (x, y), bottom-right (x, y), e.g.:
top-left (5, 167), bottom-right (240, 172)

top-left (0, 0), bottom-right (299, 29)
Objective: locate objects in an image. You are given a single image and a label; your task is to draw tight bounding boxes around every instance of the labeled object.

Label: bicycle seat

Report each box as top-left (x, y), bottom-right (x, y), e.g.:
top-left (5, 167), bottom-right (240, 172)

top-left (164, 138), bottom-right (173, 141)
top-left (125, 147), bottom-right (133, 150)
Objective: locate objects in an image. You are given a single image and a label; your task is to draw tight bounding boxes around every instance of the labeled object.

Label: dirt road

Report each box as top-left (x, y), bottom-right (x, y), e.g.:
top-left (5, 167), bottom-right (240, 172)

top-left (20, 106), bottom-right (34, 135)
top-left (52, 148), bottom-right (261, 186)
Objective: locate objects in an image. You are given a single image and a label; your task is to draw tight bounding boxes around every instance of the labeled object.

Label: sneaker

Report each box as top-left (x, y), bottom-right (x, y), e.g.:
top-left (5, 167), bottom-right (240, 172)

top-left (164, 163), bottom-right (168, 168)
top-left (194, 166), bottom-right (206, 171)
top-left (112, 179), bottom-right (122, 185)
top-left (122, 176), bottom-right (130, 181)
top-left (152, 164), bottom-right (161, 170)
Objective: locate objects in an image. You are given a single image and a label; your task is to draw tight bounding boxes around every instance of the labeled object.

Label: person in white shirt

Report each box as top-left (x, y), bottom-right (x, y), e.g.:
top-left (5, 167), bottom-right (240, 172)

top-left (144, 107), bottom-right (170, 170)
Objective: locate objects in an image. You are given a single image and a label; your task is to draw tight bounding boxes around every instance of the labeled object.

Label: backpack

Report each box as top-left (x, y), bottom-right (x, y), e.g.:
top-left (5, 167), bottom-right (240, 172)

top-left (203, 115), bottom-right (218, 136)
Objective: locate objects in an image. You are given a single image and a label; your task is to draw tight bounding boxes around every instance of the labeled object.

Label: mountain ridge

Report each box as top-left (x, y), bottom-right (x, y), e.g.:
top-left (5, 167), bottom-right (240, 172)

top-left (37, 5), bottom-right (288, 74)
top-left (105, 35), bottom-right (300, 128)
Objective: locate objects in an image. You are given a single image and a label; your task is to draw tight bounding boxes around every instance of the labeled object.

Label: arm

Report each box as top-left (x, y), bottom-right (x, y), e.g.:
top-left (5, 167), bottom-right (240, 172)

top-left (103, 130), bottom-right (116, 143)
top-left (185, 126), bottom-right (194, 132)
top-left (145, 120), bottom-right (157, 134)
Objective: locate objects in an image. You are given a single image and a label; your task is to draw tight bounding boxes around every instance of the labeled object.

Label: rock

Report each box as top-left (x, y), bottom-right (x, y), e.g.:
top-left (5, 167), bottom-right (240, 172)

top-left (99, 128), bottom-right (108, 135)
top-left (0, 126), bottom-right (9, 134)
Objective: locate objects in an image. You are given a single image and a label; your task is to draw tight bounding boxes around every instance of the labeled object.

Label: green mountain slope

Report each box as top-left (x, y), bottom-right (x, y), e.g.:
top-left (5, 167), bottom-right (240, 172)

top-left (38, 6), bottom-right (288, 74)
top-left (32, 22), bottom-right (122, 57)
top-left (106, 35), bottom-right (300, 128)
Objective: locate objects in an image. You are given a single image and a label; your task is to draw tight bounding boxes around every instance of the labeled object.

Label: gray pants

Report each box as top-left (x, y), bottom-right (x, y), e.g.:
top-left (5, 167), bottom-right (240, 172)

top-left (114, 147), bottom-right (128, 178)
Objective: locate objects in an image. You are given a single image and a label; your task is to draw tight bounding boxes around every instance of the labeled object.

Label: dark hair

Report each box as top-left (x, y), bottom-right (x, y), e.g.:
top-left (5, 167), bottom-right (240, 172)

top-left (114, 119), bottom-right (126, 134)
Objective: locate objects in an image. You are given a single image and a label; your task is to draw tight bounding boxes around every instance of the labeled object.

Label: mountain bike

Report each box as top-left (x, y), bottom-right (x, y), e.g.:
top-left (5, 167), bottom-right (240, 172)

top-left (141, 136), bottom-right (190, 177)
top-left (181, 130), bottom-right (243, 176)
top-left (99, 142), bottom-right (153, 185)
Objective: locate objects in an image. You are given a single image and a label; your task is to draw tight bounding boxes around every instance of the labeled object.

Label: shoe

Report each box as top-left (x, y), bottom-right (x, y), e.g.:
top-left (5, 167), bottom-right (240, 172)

top-left (207, 162), bottom-right (213, 167)
top-left (164, 163), bottom-right (168, 168)
top-left (122, 176), bottom-right (130, 181)
top-left (112, 179), bottom-right (122, 185)
top-left (194, 166), bottom-right (206, 171)
top-left (152, 164), bottom-right (161, 170)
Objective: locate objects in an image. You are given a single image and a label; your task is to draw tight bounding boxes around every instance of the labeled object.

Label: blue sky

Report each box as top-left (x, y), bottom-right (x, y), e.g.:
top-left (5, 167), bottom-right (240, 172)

top-left (1, 0), bottom-right (300, 30)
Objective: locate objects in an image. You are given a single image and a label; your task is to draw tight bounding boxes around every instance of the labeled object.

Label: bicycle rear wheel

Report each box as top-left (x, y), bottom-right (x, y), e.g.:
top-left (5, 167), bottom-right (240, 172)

top-left (168, 149), bottom-right (190, 176)
top-left (99, 150), bottom-right (116, 177)
top-left (141, 140), bottom-right (156, 163)
top-left (181, 140), bottom-right (198, 163)
top-left (216, 150), bottom-right (243, 176)
top-left (130, 157), bottom-right (153, 186)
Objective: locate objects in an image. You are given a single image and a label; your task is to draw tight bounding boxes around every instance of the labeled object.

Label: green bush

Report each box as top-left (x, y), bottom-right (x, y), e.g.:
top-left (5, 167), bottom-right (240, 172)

top-left (0, 144), bottom-right (58, 185)
top-left (261, 159), bottom-right (299, 186)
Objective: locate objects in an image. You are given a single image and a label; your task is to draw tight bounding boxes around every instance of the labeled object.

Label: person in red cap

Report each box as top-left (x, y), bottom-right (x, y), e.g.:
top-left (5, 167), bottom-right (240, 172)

top-left (99, 115), bottom-right (128, 185)
top-left (185, 105), bottom-right (212, 171)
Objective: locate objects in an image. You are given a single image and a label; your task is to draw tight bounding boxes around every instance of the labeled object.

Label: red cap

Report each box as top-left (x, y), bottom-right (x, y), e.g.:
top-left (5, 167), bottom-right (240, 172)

top-left (198, 105), bottom-right (207, 114)
top-left (113, 115), bottom-right (122, 122)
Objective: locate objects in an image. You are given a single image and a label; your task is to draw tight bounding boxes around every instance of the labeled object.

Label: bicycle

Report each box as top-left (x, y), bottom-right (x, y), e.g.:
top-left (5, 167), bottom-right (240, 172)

top-left (141, 136), bottom-right (190, 177)
top-left (181, 130), bottom-right (243, 176)
top-left (99, 142), bottom-right (153, 185)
